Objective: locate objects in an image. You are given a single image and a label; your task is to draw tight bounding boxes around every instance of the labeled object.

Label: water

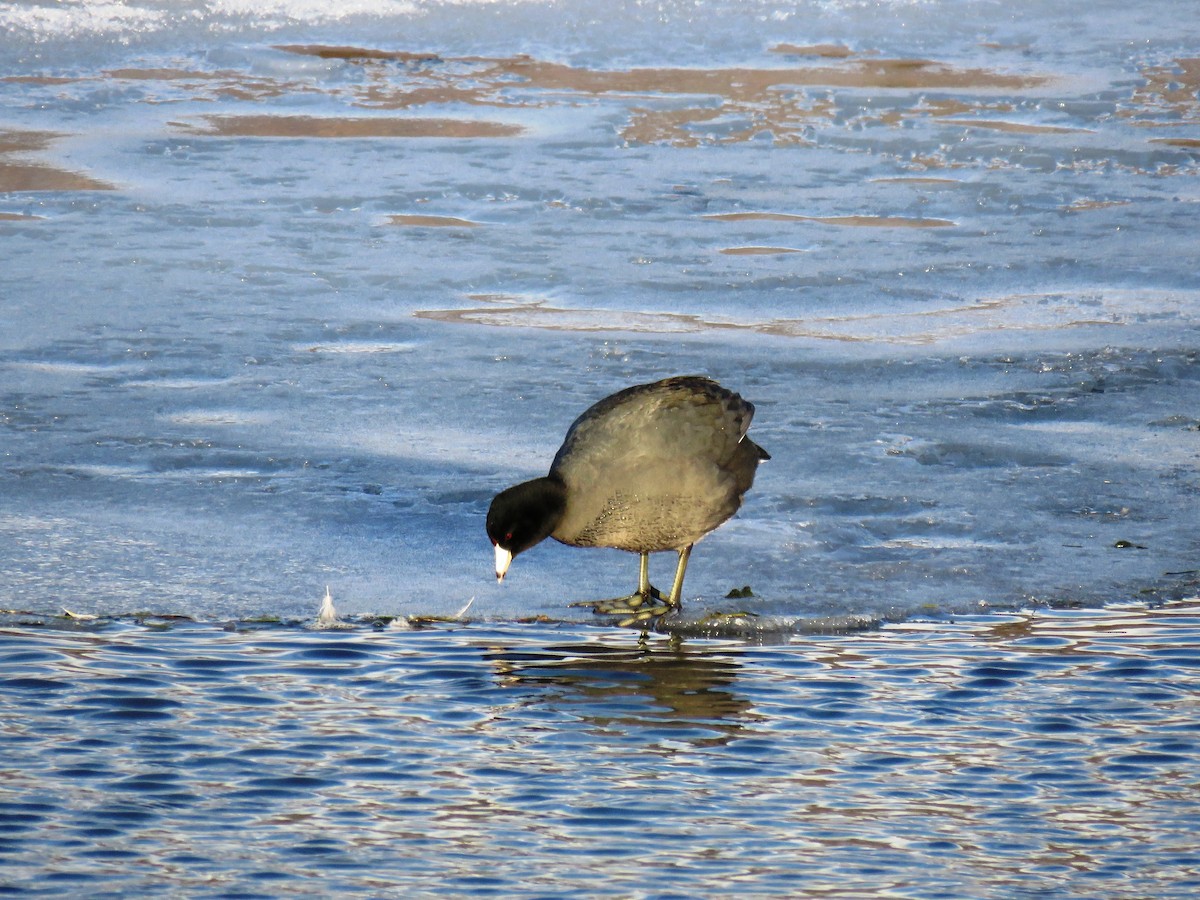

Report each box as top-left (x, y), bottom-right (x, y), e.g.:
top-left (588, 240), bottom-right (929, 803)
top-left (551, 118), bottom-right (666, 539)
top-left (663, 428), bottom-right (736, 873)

top-left (2, 0), bottom-right (1200, 894)
top-left (2, 602), bottom-right (1200, 898)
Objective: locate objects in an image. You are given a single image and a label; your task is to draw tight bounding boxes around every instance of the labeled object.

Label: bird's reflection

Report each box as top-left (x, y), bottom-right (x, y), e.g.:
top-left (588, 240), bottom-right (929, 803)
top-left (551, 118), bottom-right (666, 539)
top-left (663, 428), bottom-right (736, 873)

top-left (482, 637), bottom-right (758, 746)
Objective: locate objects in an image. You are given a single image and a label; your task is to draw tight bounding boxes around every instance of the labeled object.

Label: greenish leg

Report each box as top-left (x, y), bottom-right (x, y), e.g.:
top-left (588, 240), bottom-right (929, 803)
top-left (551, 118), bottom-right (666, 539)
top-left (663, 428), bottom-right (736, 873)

top-left (664, 544), bottom-right (692, 609)
top-left (569, 551), bottom-right (662, 619)
top-left (615, 545), bottom-right (691, 627)
top-left (569, 546), bottom-right (693, 628)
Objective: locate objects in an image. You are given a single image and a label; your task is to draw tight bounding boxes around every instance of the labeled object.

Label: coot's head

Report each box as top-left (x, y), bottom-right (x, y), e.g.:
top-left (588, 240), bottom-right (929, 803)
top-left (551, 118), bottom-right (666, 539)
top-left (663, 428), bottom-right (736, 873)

top-left (486, 477), bottom-right (567, 582)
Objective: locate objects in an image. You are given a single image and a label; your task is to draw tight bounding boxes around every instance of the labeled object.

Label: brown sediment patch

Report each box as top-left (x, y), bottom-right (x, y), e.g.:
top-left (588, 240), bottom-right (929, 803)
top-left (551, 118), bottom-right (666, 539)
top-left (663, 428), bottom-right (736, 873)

top-left (1150, 138), bottom-right (1200, 148)
top-left (478, 56), bottom-right (1042, 95)
top-left (388, 214), bottom-right (482, 227)
top-left (0, 65), bottom-right (301, 105)
top-left (623, 96), bottom-right (833, 146)
top-left (102, 67), bottom-right (299, 102)
top-left (769, 44), bottom-right (856, 59)
top-left (720, 246), bottom-right (806, 255)
top-left (900, 152), bottom-right (975, 172)
top-left (646, 98), bottom-right (832, 144)
top-left (272, 45), bottom-right (1049, 147)
top-left (934, 118), bottom-right (1092, 135)
top-left (0, 163), bottom-right (113, 191)
top-left (277, 47), bottom-right (1045, 93)
top-left (855, 96), bottom-right (1015, 130)
top-left (106, 67), bottom-right (217, 81)
top-left (797, 214), bottom-right (956, 228)
top-left (172, 114), bottom-right (522, 139)
top-left (0, 131), bottom-right (60, 155)
top-left (704, 212), bottom-right (956, 228)
top-left (274, 46), bottom-right (489, 111)
top-left (275, 45), bottom-right (442, 64)
top-left (624, 106), bottom-right (727, 147)
top-left (0, 129), bottom-right (114, 192)
top-left (1, 75), bottom-right (81, 86)
top-left (1063, 199), bottom-right (1132, 212)
top-left (1121, 58), bottom-right (1200, 124)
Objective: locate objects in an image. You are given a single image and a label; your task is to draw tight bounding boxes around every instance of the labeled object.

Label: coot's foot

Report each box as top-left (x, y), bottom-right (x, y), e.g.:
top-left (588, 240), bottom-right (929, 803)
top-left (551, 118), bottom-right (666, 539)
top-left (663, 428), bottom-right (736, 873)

top-left (570, 586), bottom-right (678, 626)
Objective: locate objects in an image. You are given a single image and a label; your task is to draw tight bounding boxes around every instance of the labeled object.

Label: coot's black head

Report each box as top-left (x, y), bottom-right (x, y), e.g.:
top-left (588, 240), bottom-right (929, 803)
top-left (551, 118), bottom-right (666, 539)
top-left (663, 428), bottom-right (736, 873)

top-left (486, 477), bottom-right (567, 581)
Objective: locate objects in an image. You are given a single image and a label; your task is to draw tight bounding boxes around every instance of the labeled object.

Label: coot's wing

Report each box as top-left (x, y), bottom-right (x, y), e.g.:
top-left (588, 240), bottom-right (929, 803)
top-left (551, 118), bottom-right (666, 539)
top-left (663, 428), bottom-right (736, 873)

top-left (547, 377), bottom-right (765, 550)
top-left (550, 375), bottom-right (753, 475)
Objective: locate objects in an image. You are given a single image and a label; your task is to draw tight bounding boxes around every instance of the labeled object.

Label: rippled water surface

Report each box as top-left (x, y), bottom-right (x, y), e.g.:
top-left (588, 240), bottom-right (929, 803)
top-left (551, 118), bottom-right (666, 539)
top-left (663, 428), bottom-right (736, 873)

top-left (3, 602), bottom-right (1200, 898)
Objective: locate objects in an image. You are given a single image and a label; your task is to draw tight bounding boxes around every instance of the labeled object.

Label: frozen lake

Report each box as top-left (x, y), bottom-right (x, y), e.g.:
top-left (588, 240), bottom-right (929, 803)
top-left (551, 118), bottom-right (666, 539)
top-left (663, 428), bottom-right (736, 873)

top-left (2, 0), bottom-right (1198, 627)
top-left (1, 1), bottom-right (1199, 895)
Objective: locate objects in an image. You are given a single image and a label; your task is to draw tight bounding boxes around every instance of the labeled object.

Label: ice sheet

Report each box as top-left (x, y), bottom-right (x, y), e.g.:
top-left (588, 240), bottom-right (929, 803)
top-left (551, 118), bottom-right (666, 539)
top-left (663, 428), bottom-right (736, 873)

top-left (1, 0), bottom-right (1197, 625)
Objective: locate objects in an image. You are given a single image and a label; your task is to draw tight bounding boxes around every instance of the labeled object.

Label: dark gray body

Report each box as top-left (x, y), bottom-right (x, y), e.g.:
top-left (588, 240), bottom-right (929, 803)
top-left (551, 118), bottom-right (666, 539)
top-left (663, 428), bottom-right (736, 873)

top-left (548, 376), bottom-right (768, 553)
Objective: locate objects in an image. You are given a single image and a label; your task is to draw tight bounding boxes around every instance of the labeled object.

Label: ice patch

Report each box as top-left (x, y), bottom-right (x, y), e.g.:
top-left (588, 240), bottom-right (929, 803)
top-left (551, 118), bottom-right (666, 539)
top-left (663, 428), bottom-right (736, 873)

top-left (0, 1), bottom-right (165, 39)
top-left (300, 341), bottom-right (419, 355)
top-left (210, 0), bottom-right (421, 24)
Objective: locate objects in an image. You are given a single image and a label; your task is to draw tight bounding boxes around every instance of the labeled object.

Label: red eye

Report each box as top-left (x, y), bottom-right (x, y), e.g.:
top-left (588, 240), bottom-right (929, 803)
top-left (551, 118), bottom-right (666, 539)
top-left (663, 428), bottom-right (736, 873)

top-left (505, 532), bottom-right (513, 542)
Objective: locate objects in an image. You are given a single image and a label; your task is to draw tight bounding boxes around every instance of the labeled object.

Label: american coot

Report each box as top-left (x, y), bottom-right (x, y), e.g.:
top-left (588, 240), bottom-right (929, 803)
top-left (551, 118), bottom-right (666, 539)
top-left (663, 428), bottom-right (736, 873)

top-left (486, 376), bottom-right (769, 623)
